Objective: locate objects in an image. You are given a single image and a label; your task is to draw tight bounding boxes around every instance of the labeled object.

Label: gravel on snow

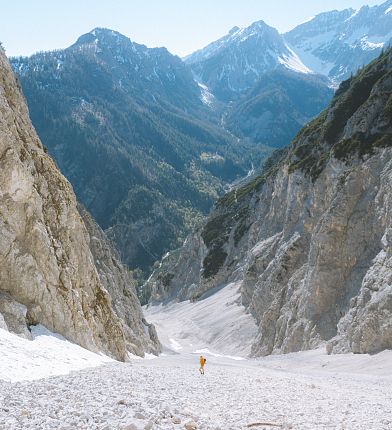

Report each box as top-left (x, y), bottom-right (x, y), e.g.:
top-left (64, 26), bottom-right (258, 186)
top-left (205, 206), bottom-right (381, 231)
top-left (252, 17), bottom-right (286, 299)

top-left (1, 353), bottom-right (391, 430)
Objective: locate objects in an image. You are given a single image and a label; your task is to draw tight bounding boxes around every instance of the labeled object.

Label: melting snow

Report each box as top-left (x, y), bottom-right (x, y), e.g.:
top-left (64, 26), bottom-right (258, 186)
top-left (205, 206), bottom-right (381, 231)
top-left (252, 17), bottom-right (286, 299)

top-left (198, 82), bottom-right (216, 106)
top-left (278, 45), bottom-right (312, 74)
top-left (144, 281), bottom-right (257, 357)
top-left (0, 325), bottom-right (112, 383)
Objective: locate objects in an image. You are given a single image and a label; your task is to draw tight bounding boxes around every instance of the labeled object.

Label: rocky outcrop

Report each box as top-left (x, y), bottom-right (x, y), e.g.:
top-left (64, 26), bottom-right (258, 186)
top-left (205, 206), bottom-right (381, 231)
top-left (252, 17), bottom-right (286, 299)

top-left (147, 49), bottom-right (392, 356)
top-left (78, 205), bottom-right (160, 355)
top-left (0, 47), bottom-right (159, 359)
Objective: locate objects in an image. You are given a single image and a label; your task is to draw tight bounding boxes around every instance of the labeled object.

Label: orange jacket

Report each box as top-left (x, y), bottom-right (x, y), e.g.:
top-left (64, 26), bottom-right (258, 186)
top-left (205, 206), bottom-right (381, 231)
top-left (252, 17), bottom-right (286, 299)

top-left (200, 357), bottom-right (206, 366)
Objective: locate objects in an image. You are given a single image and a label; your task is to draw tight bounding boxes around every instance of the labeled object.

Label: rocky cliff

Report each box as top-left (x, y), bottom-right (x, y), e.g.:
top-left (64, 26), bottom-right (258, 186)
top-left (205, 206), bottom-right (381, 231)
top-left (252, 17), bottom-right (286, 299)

top-left (0, 47), bottom-right (159, 359)
top-left (147, 49), bottom-right (392, 356)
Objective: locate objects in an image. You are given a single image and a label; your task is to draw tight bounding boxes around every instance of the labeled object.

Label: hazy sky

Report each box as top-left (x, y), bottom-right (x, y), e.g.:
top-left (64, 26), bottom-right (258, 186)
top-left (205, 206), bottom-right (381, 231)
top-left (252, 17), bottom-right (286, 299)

top-left (0, 0), bottom-right (387, 58)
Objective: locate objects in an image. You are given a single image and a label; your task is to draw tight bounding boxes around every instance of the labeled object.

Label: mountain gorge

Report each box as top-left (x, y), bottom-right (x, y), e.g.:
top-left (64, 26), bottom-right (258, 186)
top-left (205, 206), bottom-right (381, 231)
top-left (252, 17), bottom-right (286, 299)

top-left (11, 28), bottom-right (268, 272)
top-left (10, 2), bottom-right (391, 281)
top-left (12, 28), bottom-right (333, 274)
top-left (147, 47), bottom-right (392, 356)
top-left (0, 47), bottom-right (160, 359)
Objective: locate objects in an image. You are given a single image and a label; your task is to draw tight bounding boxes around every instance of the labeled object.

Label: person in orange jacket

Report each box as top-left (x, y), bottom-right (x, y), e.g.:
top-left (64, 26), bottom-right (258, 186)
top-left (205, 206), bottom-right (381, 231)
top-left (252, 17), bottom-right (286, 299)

top-left (199, 355), bottom-right (206, 375)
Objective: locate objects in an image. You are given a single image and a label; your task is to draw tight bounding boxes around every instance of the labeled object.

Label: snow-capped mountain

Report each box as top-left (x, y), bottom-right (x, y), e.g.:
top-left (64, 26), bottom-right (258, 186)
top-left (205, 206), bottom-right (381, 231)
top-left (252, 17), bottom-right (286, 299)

top-left (285, 0), bottom-right (392, 82)
top-left (185, 20), bottom-right (311, 101)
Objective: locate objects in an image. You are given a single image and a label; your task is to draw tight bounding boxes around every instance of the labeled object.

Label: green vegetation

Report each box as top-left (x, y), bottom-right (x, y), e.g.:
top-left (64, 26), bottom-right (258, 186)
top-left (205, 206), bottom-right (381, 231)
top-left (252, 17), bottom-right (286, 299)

top-left (332, 133), bottom-right (370, 160)
top-left (202, 248), bottom-right (228, 279)
top-left (226, 69), bottom-right (333, 149)
top-left (233, 208), bottom-right (251, 246)
top-left (324, 70), bottom-right (385, 144)
top-left (385, 94), bottom-right (392, 118)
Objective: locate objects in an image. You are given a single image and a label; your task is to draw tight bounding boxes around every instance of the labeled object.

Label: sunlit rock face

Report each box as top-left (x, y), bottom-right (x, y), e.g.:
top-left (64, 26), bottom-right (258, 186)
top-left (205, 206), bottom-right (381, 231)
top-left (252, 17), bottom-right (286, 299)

top-left (148, 48), bottom-right (392, 356)
top-left (0, 48), bottom-right (160, 360)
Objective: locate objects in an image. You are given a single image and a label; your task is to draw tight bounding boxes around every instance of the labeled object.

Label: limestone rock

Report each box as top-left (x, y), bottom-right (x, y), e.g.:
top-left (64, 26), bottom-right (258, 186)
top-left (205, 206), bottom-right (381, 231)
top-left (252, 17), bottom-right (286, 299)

top-left (147, 49), bottom-right (392, 356)
top-left (78, 205), bottom-right (160, 355)
top-left (0, 47), bottom-right (159, 359)
top-left (184, 421), bottom-right (197, 430)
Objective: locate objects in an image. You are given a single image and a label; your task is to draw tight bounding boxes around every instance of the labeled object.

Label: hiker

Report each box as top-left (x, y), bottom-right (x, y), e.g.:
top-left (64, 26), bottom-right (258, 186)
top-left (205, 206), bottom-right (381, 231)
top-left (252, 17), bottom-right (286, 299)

top-left (199, 355), bottom-right (206, 375)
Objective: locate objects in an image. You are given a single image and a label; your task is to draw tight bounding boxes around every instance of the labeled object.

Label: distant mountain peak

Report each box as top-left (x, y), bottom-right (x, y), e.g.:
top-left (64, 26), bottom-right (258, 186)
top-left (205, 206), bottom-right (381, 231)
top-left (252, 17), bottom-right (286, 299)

top-left (285, 0), bottom-right (392, 82)
top-left (73, 27), bottom-right (133, 48)
top-left (228, 20), bottom-right (279, 44)
top-left (185, 19), bottom-right (311, 100)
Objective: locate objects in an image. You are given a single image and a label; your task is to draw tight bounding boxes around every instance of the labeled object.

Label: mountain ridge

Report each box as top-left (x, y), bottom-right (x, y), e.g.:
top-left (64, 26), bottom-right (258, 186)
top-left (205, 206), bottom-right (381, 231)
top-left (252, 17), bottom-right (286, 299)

top-left (284, 0), bottom-right (392, 82)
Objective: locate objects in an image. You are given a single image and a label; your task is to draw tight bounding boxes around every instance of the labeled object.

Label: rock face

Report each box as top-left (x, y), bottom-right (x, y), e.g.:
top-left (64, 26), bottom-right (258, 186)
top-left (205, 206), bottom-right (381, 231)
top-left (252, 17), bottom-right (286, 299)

top-left (0, 47), bottom-right (159, 359)
top-left (78, 205), bottom-right (160, 355)
top-left (147, 49), bottom-right (392, 356)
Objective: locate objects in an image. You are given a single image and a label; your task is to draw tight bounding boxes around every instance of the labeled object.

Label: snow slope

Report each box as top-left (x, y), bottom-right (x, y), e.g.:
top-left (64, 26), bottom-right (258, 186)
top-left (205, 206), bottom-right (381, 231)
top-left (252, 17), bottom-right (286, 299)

top-left (0, 326), bottom-right (112, 383)
top-left (1, 293), bottom-right (392, 429)
top-left (144, 281), bottom-right (258, 358)
top-left (285, 2), bottom-right (392, 81)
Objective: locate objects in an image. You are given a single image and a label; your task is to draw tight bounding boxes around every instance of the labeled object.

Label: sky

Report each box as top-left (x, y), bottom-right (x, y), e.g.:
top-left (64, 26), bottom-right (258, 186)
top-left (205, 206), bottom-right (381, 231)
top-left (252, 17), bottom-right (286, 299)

top-left (0, 0), bottom-right (387, 58)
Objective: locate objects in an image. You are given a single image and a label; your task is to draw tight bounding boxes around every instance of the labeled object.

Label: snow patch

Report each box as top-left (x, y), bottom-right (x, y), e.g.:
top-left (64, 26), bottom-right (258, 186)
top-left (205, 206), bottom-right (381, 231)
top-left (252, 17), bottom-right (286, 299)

top-left (144, 281), bottom-right (258, 357)
top-left (0, 325), bottom-right (112, 383)
top-left (169, 338), bottom-right (183, 351)
top-left (194, 348), bottom-right (245, 361)
top-left (278, 45), bottom-right (312, 74)
top-left (198, 82), bottom-right (215, 106)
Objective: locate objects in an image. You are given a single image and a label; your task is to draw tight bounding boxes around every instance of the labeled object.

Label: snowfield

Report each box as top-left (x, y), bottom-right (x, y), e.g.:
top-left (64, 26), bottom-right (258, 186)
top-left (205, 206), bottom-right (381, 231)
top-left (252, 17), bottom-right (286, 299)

top-left (0, 325), bottom-right (112, 383)
top-left (1, 282), bottom-right (392, 429)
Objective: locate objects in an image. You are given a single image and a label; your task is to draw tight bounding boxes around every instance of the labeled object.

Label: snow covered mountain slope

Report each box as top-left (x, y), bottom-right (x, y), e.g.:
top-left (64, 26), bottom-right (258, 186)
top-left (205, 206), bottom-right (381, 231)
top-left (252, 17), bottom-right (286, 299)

top-left (285, 0), bottom-right (392, 83)
top-left (186, 1), bottom-right (392, 98)
top-left (1, 320), bottom-right (392, 429)
top-left (0, 326), bottom-right (113, 383)
top-left (1, 282), bottom-right (392, 429)
top-left (185, 21), bottom-right (311, 101)
top-left (144, 281), bottom-right (257, 358)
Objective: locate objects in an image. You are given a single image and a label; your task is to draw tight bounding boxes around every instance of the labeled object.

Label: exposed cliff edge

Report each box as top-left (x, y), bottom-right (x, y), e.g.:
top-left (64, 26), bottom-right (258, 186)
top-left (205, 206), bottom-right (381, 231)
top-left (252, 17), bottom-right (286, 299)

top-left (146, 49), bottom-right (392, 356)
top-left (0, 47), bottom-right (160, 359)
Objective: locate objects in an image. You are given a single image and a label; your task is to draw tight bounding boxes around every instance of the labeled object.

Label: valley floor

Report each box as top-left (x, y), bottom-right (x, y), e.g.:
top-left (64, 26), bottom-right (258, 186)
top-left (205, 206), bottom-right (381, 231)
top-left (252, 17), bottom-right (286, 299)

top-left (1, 283), bottom-right (392, 430)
